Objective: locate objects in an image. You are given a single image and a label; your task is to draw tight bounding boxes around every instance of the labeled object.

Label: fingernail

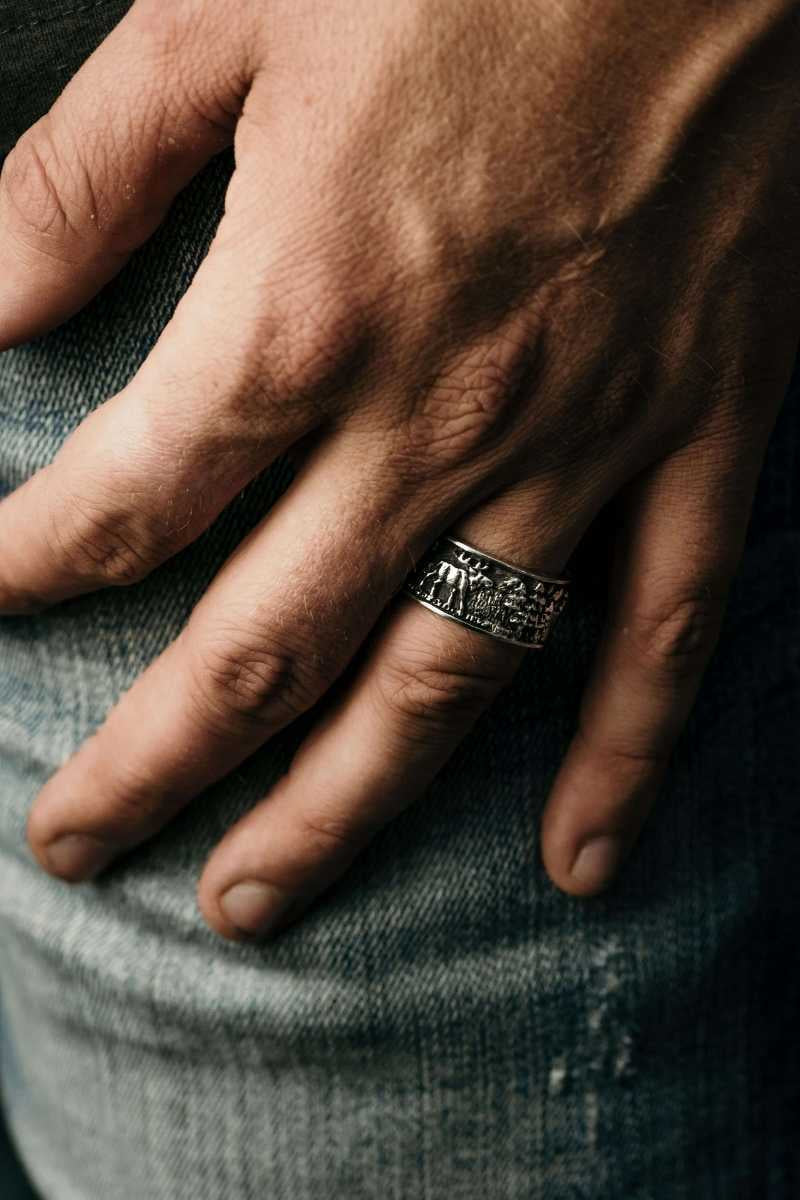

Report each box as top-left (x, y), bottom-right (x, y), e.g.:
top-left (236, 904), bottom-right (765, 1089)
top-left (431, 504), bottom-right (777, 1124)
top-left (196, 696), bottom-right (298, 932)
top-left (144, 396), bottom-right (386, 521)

top-left (219, 880), bottom-right (293, 937)
top-left (570, 835), bottom-right (623, 891)
top-left (44, 833), bottom-right (112, 881)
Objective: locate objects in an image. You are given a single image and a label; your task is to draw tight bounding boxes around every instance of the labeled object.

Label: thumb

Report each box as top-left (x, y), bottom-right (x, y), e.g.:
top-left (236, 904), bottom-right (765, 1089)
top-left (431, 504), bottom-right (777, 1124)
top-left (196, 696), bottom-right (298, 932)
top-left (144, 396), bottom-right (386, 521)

top-left (0, 0), bottom-right (255, 348)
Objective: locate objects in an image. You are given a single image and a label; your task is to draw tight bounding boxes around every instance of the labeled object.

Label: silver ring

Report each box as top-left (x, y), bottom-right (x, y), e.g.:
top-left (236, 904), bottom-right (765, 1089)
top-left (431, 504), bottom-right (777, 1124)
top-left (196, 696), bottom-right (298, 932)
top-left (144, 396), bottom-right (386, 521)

top-left (403, 536), bottom-right (570, 649)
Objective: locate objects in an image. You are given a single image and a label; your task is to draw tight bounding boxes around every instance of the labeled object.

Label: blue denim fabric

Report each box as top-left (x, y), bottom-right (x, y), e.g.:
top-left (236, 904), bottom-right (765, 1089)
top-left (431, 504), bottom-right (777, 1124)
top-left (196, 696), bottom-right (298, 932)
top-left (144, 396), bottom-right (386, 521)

top-left (1, 4), bottom-right (799, 1198)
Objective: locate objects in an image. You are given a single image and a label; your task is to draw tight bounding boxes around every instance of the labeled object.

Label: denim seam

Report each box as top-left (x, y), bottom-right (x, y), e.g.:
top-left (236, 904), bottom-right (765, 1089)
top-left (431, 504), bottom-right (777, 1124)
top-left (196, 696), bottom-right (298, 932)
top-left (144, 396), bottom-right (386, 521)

top-left (0, 0), bottom-right (114, 39)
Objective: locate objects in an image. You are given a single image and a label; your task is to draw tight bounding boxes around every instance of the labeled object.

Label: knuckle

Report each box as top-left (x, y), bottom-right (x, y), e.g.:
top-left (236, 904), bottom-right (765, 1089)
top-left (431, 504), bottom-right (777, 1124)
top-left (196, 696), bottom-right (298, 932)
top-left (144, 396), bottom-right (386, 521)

top-left (293, 804), bottom-right (377, 862)
top-left (1, 123), bottom-right (79, 246)
top-left (592, 348), bottom-right (649, 443)
top-left (411, 386), bottom-right (507, 470)
top-left (268, 284), bottom-right (374, 405)
top-left (626, 587), bottom-right (726, 680)
top-left (574, 722), bottom-right (670, 777)
top-left (404, 327), bottom-right (538, 472)
top-left (220, 281), bottom-right (374, 434)
top-left (92, 759), bottom-right (169, 837)
top-left (377, 654), bottom-right (508, 736)
top-left (45, 491), bottom-right (158, 587)
top-left (1, 113), bottom-right (162, 262)
top-left (186, 628), bottom-right (322, 734)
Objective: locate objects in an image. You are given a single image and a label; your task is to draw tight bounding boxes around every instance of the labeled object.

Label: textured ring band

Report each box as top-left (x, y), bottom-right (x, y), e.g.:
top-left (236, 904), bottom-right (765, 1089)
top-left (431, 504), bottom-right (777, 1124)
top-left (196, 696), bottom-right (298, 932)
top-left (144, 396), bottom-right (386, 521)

top-left (404, 536), bottom-right (570, 649)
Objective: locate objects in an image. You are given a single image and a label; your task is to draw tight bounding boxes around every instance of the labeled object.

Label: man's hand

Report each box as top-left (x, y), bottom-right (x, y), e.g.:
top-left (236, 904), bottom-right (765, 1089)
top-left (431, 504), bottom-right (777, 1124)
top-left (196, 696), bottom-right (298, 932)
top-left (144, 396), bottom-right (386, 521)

top-left (1, 0), bottom-right (798, 940)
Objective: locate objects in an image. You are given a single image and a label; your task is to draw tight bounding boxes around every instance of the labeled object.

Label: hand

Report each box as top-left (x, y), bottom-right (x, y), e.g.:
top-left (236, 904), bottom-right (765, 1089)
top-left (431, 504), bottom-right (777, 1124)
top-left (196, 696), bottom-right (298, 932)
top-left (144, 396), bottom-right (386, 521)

top-left (1, 0), bottom-right (798, 941)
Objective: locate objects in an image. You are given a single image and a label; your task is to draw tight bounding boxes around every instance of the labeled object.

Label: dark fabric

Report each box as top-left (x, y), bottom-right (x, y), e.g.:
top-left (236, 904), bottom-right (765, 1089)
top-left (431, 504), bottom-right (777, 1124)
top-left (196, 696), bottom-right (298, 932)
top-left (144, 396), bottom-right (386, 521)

top-left (0, 1107), bottom-right (38, 1200)
top-left (0, 0), bottom-right (132, 155)
top-left (1, 3), bottom-right (799, 1198)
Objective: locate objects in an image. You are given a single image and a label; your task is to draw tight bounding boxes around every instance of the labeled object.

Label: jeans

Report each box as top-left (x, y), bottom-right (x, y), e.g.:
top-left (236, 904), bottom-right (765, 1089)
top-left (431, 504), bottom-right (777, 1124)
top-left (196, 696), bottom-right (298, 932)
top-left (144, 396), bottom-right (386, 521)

top-left (1, 3), bottom-right (799, 1197)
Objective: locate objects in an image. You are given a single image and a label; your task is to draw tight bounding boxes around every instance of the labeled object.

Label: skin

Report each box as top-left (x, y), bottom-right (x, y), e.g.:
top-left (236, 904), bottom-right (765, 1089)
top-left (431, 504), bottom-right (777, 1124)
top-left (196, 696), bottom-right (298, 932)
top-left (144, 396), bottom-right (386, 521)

top-left (0, 0), bottom-right (798, 941)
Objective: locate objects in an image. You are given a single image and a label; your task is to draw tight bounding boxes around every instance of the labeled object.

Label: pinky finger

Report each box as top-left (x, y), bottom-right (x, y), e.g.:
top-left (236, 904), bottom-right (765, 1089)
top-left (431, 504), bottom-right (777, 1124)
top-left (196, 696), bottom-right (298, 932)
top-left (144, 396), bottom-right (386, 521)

top-left (539, 433), bottom-right (766, 897)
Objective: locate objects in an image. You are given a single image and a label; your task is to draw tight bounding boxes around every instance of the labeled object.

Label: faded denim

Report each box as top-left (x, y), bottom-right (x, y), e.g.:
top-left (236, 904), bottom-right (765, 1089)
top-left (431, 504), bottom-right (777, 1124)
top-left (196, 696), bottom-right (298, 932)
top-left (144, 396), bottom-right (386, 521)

top-left (1, 3), bottom-right (799, 1197)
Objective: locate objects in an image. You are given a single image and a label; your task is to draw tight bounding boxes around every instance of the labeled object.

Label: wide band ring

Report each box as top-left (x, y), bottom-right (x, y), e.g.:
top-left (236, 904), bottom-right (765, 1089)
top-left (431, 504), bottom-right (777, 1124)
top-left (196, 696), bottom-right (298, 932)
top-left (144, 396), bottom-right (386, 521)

top-left (403, 536), bottom-right (570, 649)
